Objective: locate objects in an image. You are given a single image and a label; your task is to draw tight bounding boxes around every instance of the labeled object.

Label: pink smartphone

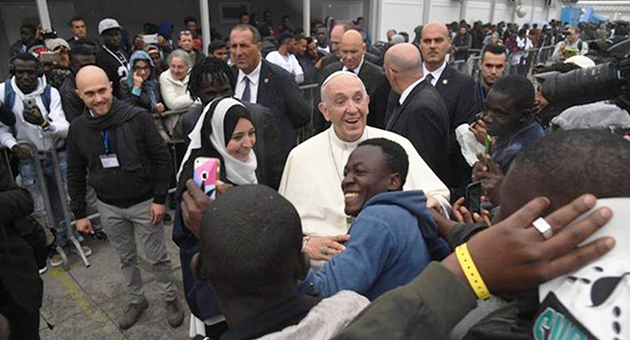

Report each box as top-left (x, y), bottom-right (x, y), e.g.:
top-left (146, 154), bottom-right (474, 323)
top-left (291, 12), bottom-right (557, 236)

top-left (193, 157), bottom-right (220, 199)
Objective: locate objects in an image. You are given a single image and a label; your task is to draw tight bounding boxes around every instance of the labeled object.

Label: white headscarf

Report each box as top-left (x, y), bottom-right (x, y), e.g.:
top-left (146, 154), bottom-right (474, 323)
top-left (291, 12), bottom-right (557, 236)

top-left (177, 98), bottom-right (258, 185)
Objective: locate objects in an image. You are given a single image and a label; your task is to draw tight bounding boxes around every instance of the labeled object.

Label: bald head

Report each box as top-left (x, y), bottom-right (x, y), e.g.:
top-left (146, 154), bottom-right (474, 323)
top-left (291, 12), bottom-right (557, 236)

top-left (421, 22), bottom-right (449, 39)
top-left (75, 65), bottom-right (109, 91)
top-left (330, 21), bottom-right (354, 56)
top-left (420, 21), bottom-right (451, 71)
top-left (384, 43), bottom-right (423, 93)
top-left (340, 30), bottom-right (366, 70)
top-left (75, 65), bottom-right (114, 116)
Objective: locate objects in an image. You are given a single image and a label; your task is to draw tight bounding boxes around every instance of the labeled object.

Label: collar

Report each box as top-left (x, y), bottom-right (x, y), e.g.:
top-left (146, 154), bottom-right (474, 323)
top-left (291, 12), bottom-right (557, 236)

top-left (221, 294), bottom-right (321, 340)
top-left (342, 57), bottom-right (365, 74)
top-left (10, 76), bottom-right (45, 98)
top-left (422, 61), bottom-right (447, 85)
top-left (399, 76), bottom-right (426, 105)
top-left (237, 61), bottom-right (262, 86)
top-left (328, 125), bottom-right (369, 150)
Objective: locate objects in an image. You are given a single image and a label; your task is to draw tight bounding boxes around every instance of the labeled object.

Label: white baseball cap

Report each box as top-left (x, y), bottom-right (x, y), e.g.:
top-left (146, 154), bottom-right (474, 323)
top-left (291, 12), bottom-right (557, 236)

top-left (98, 18), bottom-right (122, 35)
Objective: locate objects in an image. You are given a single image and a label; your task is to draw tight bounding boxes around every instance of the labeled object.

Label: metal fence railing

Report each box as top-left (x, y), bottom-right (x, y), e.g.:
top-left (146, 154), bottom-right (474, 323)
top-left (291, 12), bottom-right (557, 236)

top-left (2, 141), bottom-right (90, 270)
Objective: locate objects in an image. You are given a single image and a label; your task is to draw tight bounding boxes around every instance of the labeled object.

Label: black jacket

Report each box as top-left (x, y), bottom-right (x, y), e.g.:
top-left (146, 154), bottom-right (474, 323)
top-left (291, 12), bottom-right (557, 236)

top-left (59, 74), bottom-right (85, 123)
top-left (387, 80), bottom-right (451, 183)
top-left (315, 60), bottom-right (391, 132)
top-left (433, 64), bottom-right (482, 190)
top-left (96, 47), bottom-right (129, 99)
top-left (119, 80), bottom-right (163, 113)
top-left (0, 162), bottom-right (42, 314)
top-left (67, 99), bottom-right (172, 218)
top-left (233, 60), bottom-right (310, 187)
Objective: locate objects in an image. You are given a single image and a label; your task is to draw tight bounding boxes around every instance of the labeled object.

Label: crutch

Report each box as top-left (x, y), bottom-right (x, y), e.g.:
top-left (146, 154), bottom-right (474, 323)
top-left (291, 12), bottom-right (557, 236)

top-left (49, 144), bottom-right (90, 267)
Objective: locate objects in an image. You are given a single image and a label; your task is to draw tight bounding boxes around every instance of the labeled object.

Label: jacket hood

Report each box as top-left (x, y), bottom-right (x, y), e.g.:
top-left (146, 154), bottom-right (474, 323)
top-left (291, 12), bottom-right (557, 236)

top-left (10, 75), bottom-right (47, 98)
top-left (363, 190), bottom-right (450, 261)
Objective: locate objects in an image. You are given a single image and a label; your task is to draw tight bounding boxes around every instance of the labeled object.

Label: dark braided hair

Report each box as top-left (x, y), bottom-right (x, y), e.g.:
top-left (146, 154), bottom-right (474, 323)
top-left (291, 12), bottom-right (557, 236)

top-left (187, 57), bottom-right (236, 102)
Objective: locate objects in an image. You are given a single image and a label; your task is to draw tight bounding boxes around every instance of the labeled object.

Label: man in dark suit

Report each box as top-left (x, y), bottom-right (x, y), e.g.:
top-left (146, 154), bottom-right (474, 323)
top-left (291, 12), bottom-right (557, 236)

top-left (229, 24), bottom-right (310, 189)
top-left (0, 162), bottom-right (43, 340)
top-left (420, 22), bottom-right (482, 192)
top-left (384, 43), bottom-right (450, 183)
top-left (314, 30), bottom-right (390, 133)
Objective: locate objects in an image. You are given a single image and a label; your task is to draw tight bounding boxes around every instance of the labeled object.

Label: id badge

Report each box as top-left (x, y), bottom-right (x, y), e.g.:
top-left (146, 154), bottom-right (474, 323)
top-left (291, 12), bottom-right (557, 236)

top-left (100, 154), bottom-right (120, 168)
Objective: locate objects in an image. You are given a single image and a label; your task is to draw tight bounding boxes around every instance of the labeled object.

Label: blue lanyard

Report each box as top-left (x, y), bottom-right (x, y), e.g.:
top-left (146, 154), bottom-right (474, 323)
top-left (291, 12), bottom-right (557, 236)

top-left (101, 130), bottom-right (111, 154)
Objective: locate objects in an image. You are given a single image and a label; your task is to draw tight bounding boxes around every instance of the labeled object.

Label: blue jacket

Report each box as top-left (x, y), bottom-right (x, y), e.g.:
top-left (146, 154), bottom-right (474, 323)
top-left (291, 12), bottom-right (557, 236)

top-left (300, 190), bottom-right (450, 301)
top-left (492, 120), bottom-right (545, 173)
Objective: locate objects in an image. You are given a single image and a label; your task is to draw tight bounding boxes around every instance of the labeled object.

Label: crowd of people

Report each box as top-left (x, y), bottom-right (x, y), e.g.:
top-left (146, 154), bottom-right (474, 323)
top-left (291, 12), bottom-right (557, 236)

top-left (1, 9), bottom-right (629, 340)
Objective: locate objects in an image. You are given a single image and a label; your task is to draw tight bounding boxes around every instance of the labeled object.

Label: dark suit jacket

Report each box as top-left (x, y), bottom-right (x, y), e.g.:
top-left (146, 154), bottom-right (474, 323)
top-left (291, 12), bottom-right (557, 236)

top-left (433, 63), bottom-right (480, 130)
top-left (0, 162), bottom-right (42, 314)
top-left (314, 60), bottom-right (391, 132)
top-left (386, 80), bottom-right (451, 183)
top-left (433, 64), bottom-right (482, 191)
top-left (233, 61), bottom-right (310, 179)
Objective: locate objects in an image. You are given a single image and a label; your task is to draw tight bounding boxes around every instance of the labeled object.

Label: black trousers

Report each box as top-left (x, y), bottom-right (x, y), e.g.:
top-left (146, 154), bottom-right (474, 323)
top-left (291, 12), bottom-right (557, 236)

top-left (0, 284), bottom-right (40, 340)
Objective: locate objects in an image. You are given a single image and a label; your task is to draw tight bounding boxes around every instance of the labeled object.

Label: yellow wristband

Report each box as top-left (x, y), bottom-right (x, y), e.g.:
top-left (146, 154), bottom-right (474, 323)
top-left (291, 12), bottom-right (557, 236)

top-left (455, 243), bottom-right (491, 300)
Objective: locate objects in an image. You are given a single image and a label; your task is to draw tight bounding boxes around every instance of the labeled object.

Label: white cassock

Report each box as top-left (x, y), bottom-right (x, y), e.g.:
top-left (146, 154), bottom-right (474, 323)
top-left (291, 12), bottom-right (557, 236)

top-left (279, 126), bottom-right (451, 237)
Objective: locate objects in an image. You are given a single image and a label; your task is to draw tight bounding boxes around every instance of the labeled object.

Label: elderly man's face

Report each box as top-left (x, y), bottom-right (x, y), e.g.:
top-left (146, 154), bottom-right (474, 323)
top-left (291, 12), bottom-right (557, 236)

top-left (318, 75), bottom-right (370, 142)
top-left (179, 34), bottom-right (194, 52)
top-left (340, 34), bottom-right (365, 70)
top-left (230, 29), bottom-right (262, 74)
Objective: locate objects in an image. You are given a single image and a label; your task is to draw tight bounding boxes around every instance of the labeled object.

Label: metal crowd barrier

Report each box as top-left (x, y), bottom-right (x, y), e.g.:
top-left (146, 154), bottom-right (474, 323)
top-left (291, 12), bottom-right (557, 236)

top-left (297, 84), bottom-right (319, 144)
top-left (13, 141), bottom-right (90, 270)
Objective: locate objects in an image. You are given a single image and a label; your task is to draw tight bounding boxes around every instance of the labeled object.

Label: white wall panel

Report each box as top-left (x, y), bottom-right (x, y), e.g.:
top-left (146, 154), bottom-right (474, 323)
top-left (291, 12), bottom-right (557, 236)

top-left (430, 0), bottom-right (461, 23)
top-left (466, 1), bottom-right (492, 23)
top-left (494, 2), bottom-right (514, 23)
top-left (379, 0), bottom-right (423, 41)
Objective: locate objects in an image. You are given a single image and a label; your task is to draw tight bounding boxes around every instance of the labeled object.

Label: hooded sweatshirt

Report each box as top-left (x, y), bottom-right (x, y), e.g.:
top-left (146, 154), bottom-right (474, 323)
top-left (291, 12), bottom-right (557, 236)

top-left (66, 98), bottom-right (171, 218)
top-left (299, 190), bottom-right (451, 301)
top-left (0, 76), bottom-right (68, 152)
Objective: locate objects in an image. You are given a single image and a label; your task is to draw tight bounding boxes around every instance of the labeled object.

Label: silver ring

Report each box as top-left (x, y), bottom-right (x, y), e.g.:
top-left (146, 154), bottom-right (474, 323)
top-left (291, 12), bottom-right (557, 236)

top-left (321, 246), bottom-right (329, 255)
top-left (532, 217), bottom-right (553, 240)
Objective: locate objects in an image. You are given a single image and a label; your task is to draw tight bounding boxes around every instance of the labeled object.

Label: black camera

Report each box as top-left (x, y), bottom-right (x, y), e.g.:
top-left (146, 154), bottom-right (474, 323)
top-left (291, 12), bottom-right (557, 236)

top-left (536, 39), bottom-right (630, 111)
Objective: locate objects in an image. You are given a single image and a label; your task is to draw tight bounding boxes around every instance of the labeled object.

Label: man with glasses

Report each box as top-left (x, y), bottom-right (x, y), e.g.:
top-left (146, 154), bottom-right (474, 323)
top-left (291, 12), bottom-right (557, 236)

top-left (552, 26), bottom-right (588, 62)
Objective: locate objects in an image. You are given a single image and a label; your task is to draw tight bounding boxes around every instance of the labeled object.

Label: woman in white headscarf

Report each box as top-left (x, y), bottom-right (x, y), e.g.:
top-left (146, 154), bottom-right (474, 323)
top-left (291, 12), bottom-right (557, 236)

top-left (174, 97), bottom-right (262, 338)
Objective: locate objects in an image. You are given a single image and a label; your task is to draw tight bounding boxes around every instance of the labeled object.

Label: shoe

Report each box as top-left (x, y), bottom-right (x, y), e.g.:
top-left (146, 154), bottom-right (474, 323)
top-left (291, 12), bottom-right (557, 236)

top-left (119, 299), bottom-right (149, 330)
top-left (70, 245), bottom-right (93, 257)
top-left (39, 266), bottom-right (48, 275)
top-left (165, 299), bottom-right (184, 328)
top-left (92, 229), bottom-right (108, 241)
top-left (49, 253), bottom-right (63, 267)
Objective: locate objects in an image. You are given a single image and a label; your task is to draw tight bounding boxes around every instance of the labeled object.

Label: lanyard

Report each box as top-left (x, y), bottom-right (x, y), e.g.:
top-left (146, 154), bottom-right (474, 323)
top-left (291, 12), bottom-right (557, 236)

top-left (101, 130), bottom-right (111, 154)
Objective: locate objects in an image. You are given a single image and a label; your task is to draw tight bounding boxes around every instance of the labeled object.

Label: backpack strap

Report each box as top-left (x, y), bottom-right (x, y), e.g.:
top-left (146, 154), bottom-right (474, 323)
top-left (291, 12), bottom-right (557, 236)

top-left (42, 85), bottom-right (52, 113)
top-left (4, 80), bottom-right (15, 111)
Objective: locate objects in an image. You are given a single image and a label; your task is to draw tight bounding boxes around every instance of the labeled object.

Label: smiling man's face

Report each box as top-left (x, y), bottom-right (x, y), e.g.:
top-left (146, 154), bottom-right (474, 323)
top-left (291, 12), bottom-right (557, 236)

top-left (318, 74), bottom-right (370, 142)
top-left (342, 145), bottom-right (398, 216)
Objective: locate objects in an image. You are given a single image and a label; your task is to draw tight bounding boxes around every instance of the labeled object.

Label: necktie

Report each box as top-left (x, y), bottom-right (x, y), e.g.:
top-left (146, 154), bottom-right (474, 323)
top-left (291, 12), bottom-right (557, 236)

top-left (425, 73), bottom-right (435, 86)
top-left (241, 76), bottom-right (251, 102)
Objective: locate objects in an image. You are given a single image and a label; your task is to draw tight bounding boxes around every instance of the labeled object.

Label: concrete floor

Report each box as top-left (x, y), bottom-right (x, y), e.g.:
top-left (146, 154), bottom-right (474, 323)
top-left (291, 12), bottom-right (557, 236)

top-left (38, 222), bottom-right (194, 340)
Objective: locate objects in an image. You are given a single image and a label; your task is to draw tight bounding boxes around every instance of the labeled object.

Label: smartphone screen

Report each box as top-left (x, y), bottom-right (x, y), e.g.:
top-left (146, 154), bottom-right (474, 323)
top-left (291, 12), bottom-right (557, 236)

top-left (193, 157), bottom-right (220, 199)
top-left (465, 181), bottom-right (483, 214)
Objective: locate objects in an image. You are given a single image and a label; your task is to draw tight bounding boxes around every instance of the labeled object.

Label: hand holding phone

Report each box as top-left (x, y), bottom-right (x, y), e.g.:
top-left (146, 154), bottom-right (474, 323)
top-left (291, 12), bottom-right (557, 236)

top-left (465, 181), bottom-right (483, 214)
top-left (193, 157), bottom-right (221, 199)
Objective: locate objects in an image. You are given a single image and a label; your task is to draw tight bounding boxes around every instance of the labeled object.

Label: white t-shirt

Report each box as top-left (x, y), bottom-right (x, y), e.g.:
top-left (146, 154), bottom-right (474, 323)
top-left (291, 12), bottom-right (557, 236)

top-left (265, 51), bottom-right (304, 83)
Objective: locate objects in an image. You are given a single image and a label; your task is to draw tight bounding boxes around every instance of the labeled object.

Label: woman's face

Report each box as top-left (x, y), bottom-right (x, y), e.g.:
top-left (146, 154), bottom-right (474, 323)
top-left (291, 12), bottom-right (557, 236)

top-left (226, 117), bottom-right (256, 162)
top-left (133, 60), bottom-right (151, 81)
top-left (169, 57), bottom-right (188, 81)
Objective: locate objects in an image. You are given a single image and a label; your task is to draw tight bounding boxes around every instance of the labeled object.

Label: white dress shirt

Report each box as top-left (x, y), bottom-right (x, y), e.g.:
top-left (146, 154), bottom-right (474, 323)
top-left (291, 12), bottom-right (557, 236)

top-left (235, 61), bottom-right (262, 103)
top-left (422, 61), bottom-right (447, 86)
top-left (342, 57), bottom-right (365, 75)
